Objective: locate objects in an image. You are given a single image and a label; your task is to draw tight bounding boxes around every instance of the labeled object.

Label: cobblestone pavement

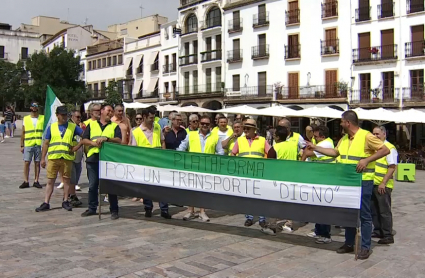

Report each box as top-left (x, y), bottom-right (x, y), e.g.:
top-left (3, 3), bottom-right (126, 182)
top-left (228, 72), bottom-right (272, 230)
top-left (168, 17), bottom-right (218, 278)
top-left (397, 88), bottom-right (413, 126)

top-left (0, 132), bottom-right (424, 278)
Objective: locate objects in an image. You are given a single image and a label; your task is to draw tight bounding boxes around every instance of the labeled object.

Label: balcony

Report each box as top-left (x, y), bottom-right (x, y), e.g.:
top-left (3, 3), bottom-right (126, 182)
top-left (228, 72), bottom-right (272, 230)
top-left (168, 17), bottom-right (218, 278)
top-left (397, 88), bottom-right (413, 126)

top-left (126, 67), bottom-right (132, 78)
top-left (286, 9), bottom-right (300, 25)
top-left (201, 50), bottom-right (222, 62)
top-left (405, 41), bottom-right (425, 58)
top-left (251, 45), bottom-right (269, 60)
top-left (201, 18), bottom-right (222, 30)
top-left (181, 26), bottom-right (198, 36)
top-left (136, 65), bottom-right (143, 75)
top-left (350, 88), bottom-right (399, 105)
top-left (253, 12), bottom-right (269, 28)
top-left (180, 0), bottom-right (199, 8)
top-left (225, 85), bottom-right (273, 100)
top-left (355, 6), bottom-right (371, 22)
top-left (407, 0), bottom-right (425, 14)
top-left (159, 91), bottom-right (176, 102)
top-left (352, 45), bottom-right (398, 64)
top-left (177, 83), bottom-right (225, 99)
top-left (402, 87), bottom-right (425, 102)
top-left (285, 44), bottom-right (301, 59)
top-left (321, 39), bottom-right (339, 55)
top-left (150, 61), bottom-right (159, 72)
top-left (163, 63), bottom-right (177, 73)
top-left (322, 1), bottom-right (338, 18)
top-left (227, 49), bottom-right (243, 63)
top-left (228, 19), bottom-right (243, 33)
top-left (378, 2), bottom-right (395, 19)
top-left (179, 54), bottom-right (198, 66)
top-left (277, 85), bottom-right (347, 101)
top-left (135, 90), bottom-right (159, 99)
top-left (91, 90), bottom-right (106, 100)
top-left (0, 53), bottom-right (8, 60)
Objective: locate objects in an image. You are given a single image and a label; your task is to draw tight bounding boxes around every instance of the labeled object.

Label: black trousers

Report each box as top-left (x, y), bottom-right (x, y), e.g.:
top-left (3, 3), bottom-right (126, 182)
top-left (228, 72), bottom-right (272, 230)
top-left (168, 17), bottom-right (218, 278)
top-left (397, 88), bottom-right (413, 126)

top-left (371, 186), bottom-right (393, 238)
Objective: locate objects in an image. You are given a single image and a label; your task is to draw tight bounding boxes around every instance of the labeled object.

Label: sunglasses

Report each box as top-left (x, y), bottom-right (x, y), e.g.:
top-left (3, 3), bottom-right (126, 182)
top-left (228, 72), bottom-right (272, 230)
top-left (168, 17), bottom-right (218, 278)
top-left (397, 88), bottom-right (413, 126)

top-left (135, 118), bottom-right (143, 120)
top-left (191, 120), bottom-right (199, 123)
top-left (75, 116), bottom-right (81, 119)
top-left (92, 109), bottom-right (101, 112)
top-left (200, 122), bottom-right (210, 126)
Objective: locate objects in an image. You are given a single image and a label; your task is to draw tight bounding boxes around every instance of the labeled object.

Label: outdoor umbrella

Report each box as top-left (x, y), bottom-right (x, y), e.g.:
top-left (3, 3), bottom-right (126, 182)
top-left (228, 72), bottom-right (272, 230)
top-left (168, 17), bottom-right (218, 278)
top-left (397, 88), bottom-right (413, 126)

top-left (294, 106), bottom-right (344, 124)
top-left (258, 106), bottom-right (299, 117)
top-left (215, 105), bottom-right (264, 115)
top-left (353, 108), bottom-right (398, 125)
top-left (178, 105), bottom-right (213, 113)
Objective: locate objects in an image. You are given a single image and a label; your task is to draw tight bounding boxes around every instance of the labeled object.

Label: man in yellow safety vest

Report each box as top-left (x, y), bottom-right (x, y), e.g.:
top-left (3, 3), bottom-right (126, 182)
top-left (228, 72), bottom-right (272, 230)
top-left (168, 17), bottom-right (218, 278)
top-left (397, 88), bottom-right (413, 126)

top-left (371, 126), bottom-right (397, 245)
top-left (80, 104), bottom-right (122, 220)
top-left (277, 118), bottom-right (306, 160)
top-left (214, 116), bottom-right (233, 155)
top-left (186, 114), bottom-right (199, 133)
top-left (130, 106), bottom-right (171, 219)
top-left (35, 106), bottom-right (84, 212)
top-left (20, 101), bottom-right (44, 189)
top-left (231, 119), bottom-right (270, 228)
top-left (177, 115), bottom-right (224, 222)
top-left (221, 120), bottom-right (243, 155)
top-left (307, 110), bottom-right (390, 260)
top-left (83, 103), bottom-right (101, 127)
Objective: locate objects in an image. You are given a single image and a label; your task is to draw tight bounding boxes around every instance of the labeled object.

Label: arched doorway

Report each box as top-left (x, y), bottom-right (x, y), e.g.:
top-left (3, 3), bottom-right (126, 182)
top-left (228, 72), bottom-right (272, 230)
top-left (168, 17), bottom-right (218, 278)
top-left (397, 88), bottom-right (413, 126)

top-left (202, 100), bottom-right (222, 110)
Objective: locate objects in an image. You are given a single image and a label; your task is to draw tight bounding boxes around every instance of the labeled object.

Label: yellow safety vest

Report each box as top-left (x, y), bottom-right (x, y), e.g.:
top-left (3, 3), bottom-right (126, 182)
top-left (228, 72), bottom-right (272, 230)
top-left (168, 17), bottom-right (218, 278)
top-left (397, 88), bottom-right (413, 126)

top-left (186, 127), bottom-right (198, 133)
top-left (188, 131), bottom-right (218, 154)
top-left (338, 128), bottom-right (375, 181)
top-left (47, 122), bottom-right (76, 160)
top-left (23, 115), bottom-right (44, 147)
top-left (273, 141), bottom-right (298, 160)
top-left (87, 121), bottom-right (118, 157)
top-left (83, 118), bottom-right (94, 126)
top-left (374, 141), bottom-right (396, 188)
top-left (132, 123), bottom-right (161, 148)
top-left (312, 137), bottom-right (317, 145)
top-left (211, 125), bottom-right (233, 135)
top-left (313, 138), bottom-right (336, 163)
top-left (238, 136), bottom-right (266, 158)
top-left (288, 132), bottom-right (302, 160)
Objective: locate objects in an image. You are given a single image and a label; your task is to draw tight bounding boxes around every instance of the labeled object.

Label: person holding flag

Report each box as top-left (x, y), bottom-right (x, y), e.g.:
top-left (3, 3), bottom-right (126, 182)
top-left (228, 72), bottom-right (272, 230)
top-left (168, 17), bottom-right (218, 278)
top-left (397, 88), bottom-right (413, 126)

top-left (35, 106), bottom-right (84, 212)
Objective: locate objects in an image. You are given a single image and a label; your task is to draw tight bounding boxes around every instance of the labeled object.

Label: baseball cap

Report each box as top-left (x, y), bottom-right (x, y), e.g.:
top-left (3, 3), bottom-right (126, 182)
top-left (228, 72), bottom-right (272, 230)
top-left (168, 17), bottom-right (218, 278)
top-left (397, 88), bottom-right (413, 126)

top-left (56, 106), bottom-right (68, 115)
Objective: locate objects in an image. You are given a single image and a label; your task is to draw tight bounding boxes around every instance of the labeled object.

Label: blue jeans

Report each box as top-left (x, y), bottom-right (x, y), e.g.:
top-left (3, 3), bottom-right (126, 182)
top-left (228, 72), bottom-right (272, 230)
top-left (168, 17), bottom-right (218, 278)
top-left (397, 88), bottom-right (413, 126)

top-left (315, 223), bottom-right (331, 238)
top-left (86, 162), bottom-right (118, 213)
top-left (345, 180), bottom-right (373, 250)
top-left (143, 199), bottom-right (168, 212)
top-left (245, 215), bottom-right (266, 223)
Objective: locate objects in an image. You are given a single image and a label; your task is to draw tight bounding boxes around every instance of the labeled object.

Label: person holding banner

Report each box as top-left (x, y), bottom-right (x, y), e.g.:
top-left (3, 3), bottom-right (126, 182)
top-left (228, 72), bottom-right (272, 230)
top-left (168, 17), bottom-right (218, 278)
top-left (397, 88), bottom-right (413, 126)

top-left (222, 120), bottom-right (243, 155)
top-left (20, 101), bottom-right (44, 189)
top-left (83, 103), bottom-right (101, 127)
top-left (302, 125), bottom-right (335, 244)
top-left (130, 106), bottom-right (171, 219)
top-left (307, 110), bottom-right (390, 260)
top-left (371, 126), bottom-right (397, 245)
top-left (80, 104), bottom-right (122, 220)
top-left (231, 119), bottom-right (270, 228)
top-left (35, 106), bottom-right (84, 212)
top-left (277, 118), bottom-right (306, 159)
top-left (177, 115), bottom-right (224, 221)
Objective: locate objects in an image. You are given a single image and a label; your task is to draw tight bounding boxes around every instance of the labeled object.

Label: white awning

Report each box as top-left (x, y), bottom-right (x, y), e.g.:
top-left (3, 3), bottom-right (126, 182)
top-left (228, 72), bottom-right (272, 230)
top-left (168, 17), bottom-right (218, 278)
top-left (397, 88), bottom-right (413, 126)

top-left (124, 57), bottom-right (133, 70)
top-left (147, 78), bottom-right (159, 93)
top-left (134, 54), bottom-right (144, 67)
top-left (133, 79), bottom-right (143, 96)
top-left (149, 51), bottom-right (159, 64)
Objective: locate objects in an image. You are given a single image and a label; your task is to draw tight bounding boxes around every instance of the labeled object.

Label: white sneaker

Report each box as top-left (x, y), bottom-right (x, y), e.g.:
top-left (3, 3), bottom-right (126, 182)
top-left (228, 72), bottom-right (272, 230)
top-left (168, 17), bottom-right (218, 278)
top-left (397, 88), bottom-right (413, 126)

top-left (4, 136), bottom-right (9, 138)
top-left (57, 183), bottom-right (64, 189)
top-left (307, 232), bottom-right (319, 238)
top-left (1, 140), bottom-right (4, 143)
top-left (315, 237), bottom-right (332, 244)
top-left (260, 227), bottom-right (277, 236)
top-left (198, 212), bottom-right (210, 222)
top-left (281, 225), bottom-right (293, 233)
top-left (104, 195), bottom-right (109, 202)
top-left (183, 212), bottom-right (196, 221)
top-left (75, 185), bottom-right (81, 191)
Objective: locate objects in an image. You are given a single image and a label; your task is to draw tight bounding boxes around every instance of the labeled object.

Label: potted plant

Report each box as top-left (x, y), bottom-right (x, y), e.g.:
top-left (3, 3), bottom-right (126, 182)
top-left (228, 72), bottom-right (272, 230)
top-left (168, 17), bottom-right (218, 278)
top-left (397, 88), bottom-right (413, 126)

top-left (372, 88), bottom-right (381, 103)
top-left (274, 82), bottom-right (283, 99)
top-left (335, 80), bottom-right (348, 97)
top-left (370, 47), bottom-right (379, 59)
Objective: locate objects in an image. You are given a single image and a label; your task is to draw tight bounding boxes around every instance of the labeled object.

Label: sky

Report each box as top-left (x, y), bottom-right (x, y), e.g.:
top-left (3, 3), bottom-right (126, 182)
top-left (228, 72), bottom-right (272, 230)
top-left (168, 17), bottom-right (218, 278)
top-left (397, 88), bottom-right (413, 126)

top-left (0, 0), bottom-right (179, 30)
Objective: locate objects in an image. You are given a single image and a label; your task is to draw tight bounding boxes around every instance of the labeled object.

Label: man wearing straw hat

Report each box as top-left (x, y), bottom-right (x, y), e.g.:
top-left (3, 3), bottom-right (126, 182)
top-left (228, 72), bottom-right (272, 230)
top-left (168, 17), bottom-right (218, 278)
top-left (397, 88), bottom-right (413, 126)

top-left (231, 118), bottom-right (270, 228)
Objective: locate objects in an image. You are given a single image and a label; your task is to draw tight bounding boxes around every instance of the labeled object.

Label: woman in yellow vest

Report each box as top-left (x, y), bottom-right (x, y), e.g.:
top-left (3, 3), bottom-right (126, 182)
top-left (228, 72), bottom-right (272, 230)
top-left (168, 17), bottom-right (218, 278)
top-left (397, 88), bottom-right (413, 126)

top-left (307, 110), bottom-right (390, 260)
top-left (371, 126), bottom-right (397, 245)
top-left (36, 106), bottom-right (84, 213)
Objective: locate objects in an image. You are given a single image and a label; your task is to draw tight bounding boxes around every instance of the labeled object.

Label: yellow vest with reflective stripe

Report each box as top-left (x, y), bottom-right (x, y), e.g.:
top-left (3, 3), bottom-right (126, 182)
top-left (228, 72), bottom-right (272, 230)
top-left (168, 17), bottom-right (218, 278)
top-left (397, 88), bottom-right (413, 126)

top-left (288, 132), bottom-right (302, 160)
top-left (314, 138), bottom-right (336, 163)
top-left (274, 141), bottom-right (297, 160)
top-left (186, 127), bottom-right (198, 133)
top-left (24, 115), bottom-right (44, 147)
top-left (188, 131), bottom-right (218, 154)
top-left (238, 136), bottom-right (266, 158)
top-left (374, 141), bottom-right (396, 188)
top-left (47, 122), bottom-right (76, 160)
top-left (312, 137), bottom-right (317, 145)
top-left (83, 118), bottom-right (94, 126)
top-left (87, 121), bottom-right (118, 157)
top-left (132, 123), bottom-right (161, 148)
top-left (338, 128), bottom-right (375, 181)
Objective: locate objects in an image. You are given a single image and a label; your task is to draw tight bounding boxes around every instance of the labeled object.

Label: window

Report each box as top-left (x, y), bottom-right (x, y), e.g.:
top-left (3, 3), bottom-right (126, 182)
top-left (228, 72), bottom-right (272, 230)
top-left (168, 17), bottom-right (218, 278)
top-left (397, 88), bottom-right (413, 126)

top-left (113, 56), bottom-right (117, 66)
top-left (186, 14), bottom-right (198, 33)
top-left (88, 61), bottom-right (92, 70)
top-left (184, 72), bottom-right (190, 94)
top-left (92, 60), bottom-right (97, 70)
top-left (138, 57), bottom-right (144, 74)
top-left (164, 82), bottom-right (169, 93)
top-left (172, 81), bottom-right (177, 93)
top-left (193, 70), bottom-right (198, 93)
top-left (97, 59), bottom-right (101, 68)
top-left (233, 74), bottom-right (240, 91)
top-left (102, 58), bottom-right (106, 67)
top-left (216, 67), bottom-right (222, 90)
top-left (118, 55), bottom-right (123, 64)
top-left (21, 47), bottom-right (28, 59)
top-left (206, 7), bottom-right (221, 28)
top-left (206, 68), bottom-right (212, 92)
top-left (121, 29), bottom-right (128, 35)
top-left (107, 57), bottom-right (111, 66)
top-left (101, 82), bottom-right (106, 96)
top-left (0, 46), bottom-right (4, 59)
top-left (93, 83), bottom-right (99, 96)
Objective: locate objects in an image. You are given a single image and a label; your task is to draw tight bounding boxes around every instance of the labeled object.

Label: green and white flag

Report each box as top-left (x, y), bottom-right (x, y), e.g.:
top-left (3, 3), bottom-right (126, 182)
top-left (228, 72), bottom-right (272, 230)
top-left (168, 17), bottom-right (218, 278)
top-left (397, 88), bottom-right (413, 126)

top-left (43, 85), bottom-right (62, 139)
top-left (99, 143), bottom-right (363, 227)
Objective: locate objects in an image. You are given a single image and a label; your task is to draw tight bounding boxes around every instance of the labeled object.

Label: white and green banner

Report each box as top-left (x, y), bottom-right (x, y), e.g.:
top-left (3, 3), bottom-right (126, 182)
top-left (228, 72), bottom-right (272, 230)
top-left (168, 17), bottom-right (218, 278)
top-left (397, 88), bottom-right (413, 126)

top-left (43, 85), bottom-right (62, 139)
top-left (100, 143), bottom-right (362, 227)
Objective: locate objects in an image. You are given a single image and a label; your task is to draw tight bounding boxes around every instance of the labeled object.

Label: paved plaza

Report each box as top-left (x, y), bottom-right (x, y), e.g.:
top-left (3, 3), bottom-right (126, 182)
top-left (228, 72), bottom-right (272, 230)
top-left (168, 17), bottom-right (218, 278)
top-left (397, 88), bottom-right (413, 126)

top-left (0, 131), bottom-right (424, 278)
